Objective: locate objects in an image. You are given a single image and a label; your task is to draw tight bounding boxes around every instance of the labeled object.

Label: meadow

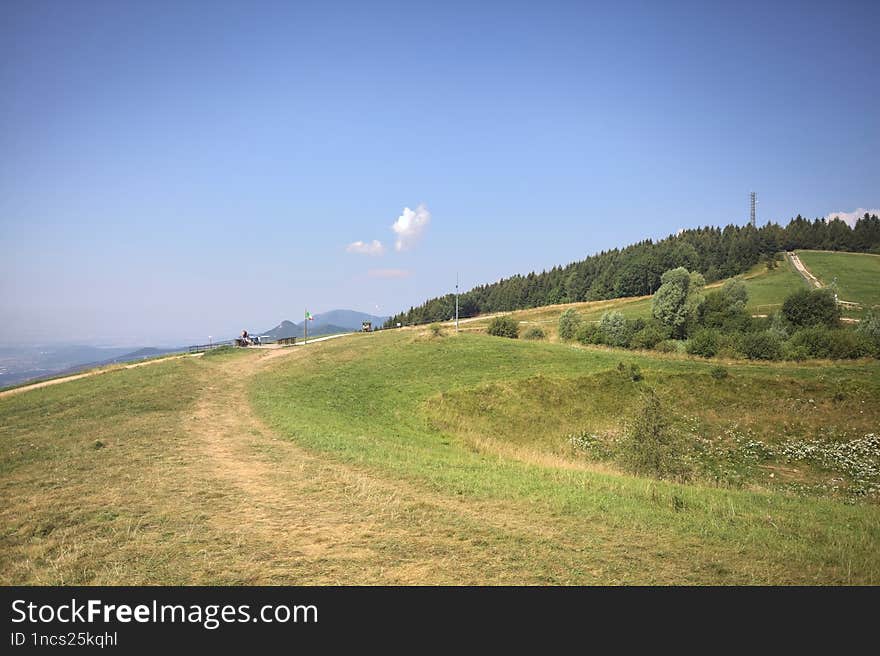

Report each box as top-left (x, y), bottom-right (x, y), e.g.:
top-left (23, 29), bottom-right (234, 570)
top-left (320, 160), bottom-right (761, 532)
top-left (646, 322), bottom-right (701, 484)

top-left (1, 252), bottom-right (878, 585)
top-left (797, 250), bottom-right (880, 311)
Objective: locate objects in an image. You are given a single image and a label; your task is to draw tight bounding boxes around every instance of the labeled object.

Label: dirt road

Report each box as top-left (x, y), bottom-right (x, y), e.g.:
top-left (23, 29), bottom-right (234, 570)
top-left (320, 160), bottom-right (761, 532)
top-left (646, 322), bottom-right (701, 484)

top-left (788, 251), bottom-right (823, 288)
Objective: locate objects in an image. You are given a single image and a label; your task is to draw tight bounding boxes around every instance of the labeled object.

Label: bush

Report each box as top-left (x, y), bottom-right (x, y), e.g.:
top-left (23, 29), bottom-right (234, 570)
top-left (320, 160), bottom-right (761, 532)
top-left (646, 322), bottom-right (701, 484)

top-left (782, 343), bottom-right (811, 361)
top-left (521, 326), bottom-right (545, 340)
top-left (787, 326), bottom-right (875, 359)
top-left (782, 288), bottom-right (840, 328)
top-left (686, 328), bottom-right (720, 358)
top-left (738, 331), bottom-right (783, 360)
top-left (699, 280), bottom-right (750, 332)
top-left (617, 391), bottom-right (690, 480)
top-left (768, 311), bottom-right (791, 340)
top-left (715, 333), bottom-right (741, 358)
top-left (709, 365), bottom-right (728, 380)
top-left (487, 315), bottom-right (519, 338)
top-left (617, 361), bottom-right (643, 381)
top-left (655, 339), bottom-right (684, 354)
top-left (557, 308), bottom-right (582, 340)
top-left (630, 323), bottom-right (668, 350)
top-left (599, 311), bottom-right (631, 347)
top-left (429, 323), bottom-right (443, 337)
top-left (858, 309), bottom-right (880, 344)
top-left (575, 322), bottom-right (602, 345)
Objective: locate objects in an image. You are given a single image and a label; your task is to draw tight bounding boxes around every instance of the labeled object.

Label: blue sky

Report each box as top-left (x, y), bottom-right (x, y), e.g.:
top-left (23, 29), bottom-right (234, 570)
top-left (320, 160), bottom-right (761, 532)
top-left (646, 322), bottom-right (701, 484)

top-left (1, 0), bottom-right (877, 345)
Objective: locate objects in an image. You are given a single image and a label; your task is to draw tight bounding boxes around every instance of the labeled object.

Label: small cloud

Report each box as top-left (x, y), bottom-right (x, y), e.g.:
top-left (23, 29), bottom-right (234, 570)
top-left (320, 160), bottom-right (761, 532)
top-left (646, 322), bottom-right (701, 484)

top-left (368, 268), bottom-right (411, 279)
top-left (346, 240), bottom-right (385, 256)
top-left (391, 203), bottom-right (431, 252)
top-left (824, 208), bottom-right (880, 228)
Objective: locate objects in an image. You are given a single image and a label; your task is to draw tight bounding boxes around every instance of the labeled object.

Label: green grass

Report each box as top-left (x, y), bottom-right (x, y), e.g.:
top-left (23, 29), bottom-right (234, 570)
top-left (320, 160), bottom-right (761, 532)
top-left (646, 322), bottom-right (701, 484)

top-left (252, 330), bottom-right (880, 583)
top-left (797, 250), bottom-right (880, 310)
top-left (741, 256), bottom-right (808, 313)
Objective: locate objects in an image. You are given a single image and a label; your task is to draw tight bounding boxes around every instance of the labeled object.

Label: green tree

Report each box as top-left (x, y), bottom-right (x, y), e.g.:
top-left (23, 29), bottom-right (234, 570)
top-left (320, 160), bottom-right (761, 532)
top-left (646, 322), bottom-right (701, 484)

top-left (599, 310), bottom-right (630, 347)
top-left (651, 267), bottom-right (705, 338)
top-left (557, 308), bottom-right (582, 340)
top-left (698, 279), bottom-right (749, 332)
top-left (781, 289), bottom-right (839, 328)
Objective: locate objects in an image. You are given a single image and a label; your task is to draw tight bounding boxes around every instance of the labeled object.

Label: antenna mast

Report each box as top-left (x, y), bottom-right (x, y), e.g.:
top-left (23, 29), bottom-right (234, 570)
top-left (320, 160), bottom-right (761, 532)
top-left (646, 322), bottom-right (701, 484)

top-left (749, 191), bottom-right (757, 227)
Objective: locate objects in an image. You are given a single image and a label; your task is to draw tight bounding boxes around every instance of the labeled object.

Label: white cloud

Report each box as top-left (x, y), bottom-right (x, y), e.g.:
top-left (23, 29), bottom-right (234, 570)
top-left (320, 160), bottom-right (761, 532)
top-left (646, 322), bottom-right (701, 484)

top-left (346, 240), bottom-right (385, 256)
top-left (824, 208), bottom-right (880, 228)
top-left (368, 268), bottom-right (411, 279)
top-left (391, 203), bottom-right (431, 252)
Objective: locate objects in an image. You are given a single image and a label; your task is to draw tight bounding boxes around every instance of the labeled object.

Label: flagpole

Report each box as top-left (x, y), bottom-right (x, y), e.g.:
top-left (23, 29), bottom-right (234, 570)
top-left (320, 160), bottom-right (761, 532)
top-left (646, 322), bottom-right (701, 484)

top-left (304, 309), bottom-right (308, 345)
top-left (455, 272), bottom-right (459, 333)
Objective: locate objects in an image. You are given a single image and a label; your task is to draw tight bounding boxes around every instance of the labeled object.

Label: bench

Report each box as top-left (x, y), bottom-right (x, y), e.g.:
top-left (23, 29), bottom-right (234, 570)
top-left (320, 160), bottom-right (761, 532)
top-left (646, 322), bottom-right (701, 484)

top-left (277, 337), bottom-right (297, 346)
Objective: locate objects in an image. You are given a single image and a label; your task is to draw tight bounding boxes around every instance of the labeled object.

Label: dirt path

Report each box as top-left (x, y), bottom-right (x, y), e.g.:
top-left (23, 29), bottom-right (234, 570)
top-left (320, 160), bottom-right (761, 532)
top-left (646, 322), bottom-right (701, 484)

top-left (788, 251), bottom-right (823, 289)
top-left (182, 346), bottom-right (583, 583)
top-left (173, 343), bottom-right (774, 584)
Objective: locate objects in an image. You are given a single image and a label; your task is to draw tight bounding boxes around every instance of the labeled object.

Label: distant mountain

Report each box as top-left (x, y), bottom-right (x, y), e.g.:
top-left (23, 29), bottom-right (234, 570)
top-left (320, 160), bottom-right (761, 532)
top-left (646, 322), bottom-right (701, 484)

top-left (0, 345), bottom-right (183, 390)
top-left (260, 309), bottom-right (388, 339)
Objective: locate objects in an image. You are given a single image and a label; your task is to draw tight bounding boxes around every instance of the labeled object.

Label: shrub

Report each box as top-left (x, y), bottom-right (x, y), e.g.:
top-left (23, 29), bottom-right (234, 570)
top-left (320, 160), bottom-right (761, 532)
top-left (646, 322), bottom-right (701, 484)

top-left (782, 288), bottom-right (840, 328)
top-left (715, 333), bottom-right (741, 358)
top-left (655, 339), bottom-right (683, 354)
top-left (686, 328), bottom-right (720, 358)
top-left (617, 391), bottom-right (690, 480)
top-left (787, 326), bottom-right (875, 359)
top-left (630, 323), bottom-right (667, 350)
top-left (699, 280), bottom-right (750, 332)
top-left (487, 315), bottom-right (519, 338)
top-left (858, 309), bottom-right (880, 344)
top-left (599, 311), bottom-right (631, 347)
top-left (768, 311), bottom-right (791, 340)
top-left (557, 308), bottom-right (582, 340)
top-left (709, 365), bottom-right (728, 380)
top-left (738, 331), bottom-right (783, 360)
top-left (617, 361), bottom-right (643, 381)
top-left (782, 343), bottom-right (811, 361)
top-left (429, 323), bottom-right (443, 337)
top-left (521, 326), bottom-right (545, 340)
top-left (575, 322), bottom-right (602, 345)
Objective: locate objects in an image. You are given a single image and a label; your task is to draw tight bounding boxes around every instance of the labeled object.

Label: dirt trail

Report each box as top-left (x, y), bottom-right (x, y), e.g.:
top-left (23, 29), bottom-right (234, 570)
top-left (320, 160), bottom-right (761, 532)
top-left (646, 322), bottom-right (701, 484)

top-left (183, 346), bottom-right (583, 583)
top-left (176, 343), bottom-right (772, 584)
top-left (788, 251), bottom-right (823, 289)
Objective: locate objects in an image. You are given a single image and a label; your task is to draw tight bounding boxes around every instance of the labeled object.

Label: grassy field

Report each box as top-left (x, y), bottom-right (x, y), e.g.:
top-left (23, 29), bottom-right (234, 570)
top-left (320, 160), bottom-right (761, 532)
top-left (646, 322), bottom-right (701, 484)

top-left (2, 251), bottom-right (878, 585)
top-left (251, 330), bottom-right (880, 583)
top-left (797, 250), bottom-right (880, 310)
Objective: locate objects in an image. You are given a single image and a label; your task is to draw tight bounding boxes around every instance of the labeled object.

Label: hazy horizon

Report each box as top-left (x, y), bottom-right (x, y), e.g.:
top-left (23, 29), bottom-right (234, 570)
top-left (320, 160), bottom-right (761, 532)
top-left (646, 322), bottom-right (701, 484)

top-left (2, 1), bottom-right (878, 345)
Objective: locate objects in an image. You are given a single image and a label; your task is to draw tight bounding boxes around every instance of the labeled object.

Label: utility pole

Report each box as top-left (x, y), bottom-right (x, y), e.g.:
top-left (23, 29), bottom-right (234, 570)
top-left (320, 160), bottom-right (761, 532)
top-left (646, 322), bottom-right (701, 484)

top-left (455, 273), bottom-right (460, 333)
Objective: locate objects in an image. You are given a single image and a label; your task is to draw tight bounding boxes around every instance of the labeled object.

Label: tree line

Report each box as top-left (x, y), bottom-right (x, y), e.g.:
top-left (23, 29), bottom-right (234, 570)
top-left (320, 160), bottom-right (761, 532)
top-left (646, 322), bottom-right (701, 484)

top-left (385, 213), bottom-right (880, 327)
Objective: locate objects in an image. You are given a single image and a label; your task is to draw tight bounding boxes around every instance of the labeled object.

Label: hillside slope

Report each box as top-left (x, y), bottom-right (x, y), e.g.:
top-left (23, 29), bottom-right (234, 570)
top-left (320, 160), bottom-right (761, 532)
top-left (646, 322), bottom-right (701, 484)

top-left (796, 250), bottom-right (880, 313)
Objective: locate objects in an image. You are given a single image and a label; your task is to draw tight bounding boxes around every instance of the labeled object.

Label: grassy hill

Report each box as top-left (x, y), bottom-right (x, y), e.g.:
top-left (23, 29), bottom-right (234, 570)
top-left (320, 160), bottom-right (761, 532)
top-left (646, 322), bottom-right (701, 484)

top-left (455, 254), bottom-right (810, 339)
top-left (2, 327), bottom-right (879, 584)
top-left (1, 251), bottom-right (878, 585)
top-left (796, 250), bottom-right (880, 312)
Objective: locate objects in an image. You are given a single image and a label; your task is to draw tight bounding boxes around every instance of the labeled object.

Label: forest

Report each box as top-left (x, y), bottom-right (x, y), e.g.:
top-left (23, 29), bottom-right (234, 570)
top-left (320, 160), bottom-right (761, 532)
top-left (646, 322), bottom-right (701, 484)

top-left (385, 213), bottom-right (880, 327)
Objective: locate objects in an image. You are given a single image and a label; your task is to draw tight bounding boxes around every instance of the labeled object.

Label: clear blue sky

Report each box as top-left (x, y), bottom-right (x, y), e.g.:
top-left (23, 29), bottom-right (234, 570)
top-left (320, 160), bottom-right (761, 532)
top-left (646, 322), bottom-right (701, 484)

top-left (1, 0), bottom-right (877, 345)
